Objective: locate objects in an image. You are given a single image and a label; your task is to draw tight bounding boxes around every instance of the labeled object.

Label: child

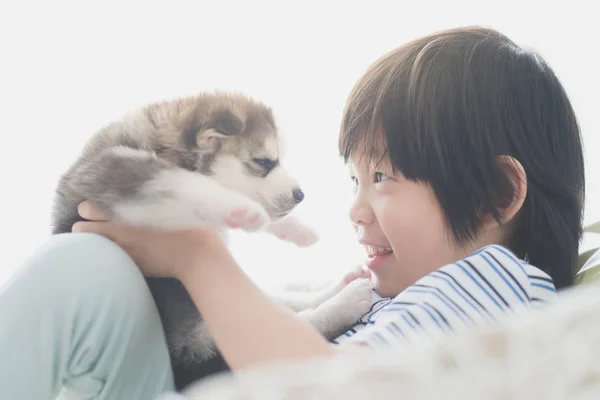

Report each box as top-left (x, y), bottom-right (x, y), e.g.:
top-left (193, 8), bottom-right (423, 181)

top-left (328, 24), bottom-right (585, 348)
top-left (0, 25), bottom-right (584, 399)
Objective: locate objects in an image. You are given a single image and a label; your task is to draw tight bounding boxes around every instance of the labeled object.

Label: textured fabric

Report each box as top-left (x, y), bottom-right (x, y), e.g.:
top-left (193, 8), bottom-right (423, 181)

top-left (167, 280), bottom-right (600, 400)
top-left (333, 245), bottom-right (557, 349)
top-left (0, 233), bottom-right (175, 400)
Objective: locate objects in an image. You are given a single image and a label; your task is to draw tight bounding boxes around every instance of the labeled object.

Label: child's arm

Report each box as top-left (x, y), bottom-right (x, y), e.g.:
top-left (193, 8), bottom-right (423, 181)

top-left (178, 237), bottom-right (340, 371)
top-left (73, 202), bottom-right (346, 371)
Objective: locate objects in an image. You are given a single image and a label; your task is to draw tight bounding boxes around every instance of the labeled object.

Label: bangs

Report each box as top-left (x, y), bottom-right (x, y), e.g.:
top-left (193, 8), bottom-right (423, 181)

top-left (339, 124), bottom-right (389, 170)
top-left (338, 50), bottom-right (395, 169)
top-left (338, 40), bottom-right (433, 180)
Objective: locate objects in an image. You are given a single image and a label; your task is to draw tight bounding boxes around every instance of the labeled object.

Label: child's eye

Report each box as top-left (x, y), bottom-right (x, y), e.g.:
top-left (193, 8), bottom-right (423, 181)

top-left (374, 172), bottom-right (389, 183)
top-left (350, 176), bottom-right (358, 185)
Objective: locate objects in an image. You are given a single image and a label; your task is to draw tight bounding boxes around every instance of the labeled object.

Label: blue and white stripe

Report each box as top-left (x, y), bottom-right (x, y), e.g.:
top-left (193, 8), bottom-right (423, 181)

top-left (332, 244), bottom-right (557, 349)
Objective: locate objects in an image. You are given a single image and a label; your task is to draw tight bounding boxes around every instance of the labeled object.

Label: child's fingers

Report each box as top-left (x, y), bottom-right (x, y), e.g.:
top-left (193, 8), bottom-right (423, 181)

top-left (78, 201), bottom-right (111, 221)
top-left (72, 220), bottom-right (123, 243)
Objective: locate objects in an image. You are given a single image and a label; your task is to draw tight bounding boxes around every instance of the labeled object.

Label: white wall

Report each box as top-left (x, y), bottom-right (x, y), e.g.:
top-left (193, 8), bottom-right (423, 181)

top-left (0, 0), bottom-right (598, 288)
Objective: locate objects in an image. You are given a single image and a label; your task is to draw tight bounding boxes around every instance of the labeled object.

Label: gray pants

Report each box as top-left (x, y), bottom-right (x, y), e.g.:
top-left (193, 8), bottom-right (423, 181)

top-left (0, 233), bottom-right (177, 399)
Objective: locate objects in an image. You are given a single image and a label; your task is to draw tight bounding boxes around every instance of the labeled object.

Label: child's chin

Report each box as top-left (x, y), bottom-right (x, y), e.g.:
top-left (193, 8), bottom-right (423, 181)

top-left (370, 276), bottom-right (393, 298)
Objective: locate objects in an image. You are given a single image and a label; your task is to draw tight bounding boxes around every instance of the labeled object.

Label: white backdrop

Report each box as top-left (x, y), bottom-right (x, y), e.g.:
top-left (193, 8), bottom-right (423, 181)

top-left (0, 0), bottom-right (598, 288)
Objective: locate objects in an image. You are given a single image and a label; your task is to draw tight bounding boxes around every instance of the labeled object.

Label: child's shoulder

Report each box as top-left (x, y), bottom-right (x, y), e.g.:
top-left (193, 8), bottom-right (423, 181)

top-left (397, 243), bottom-right (557, 308)
top-left (462, 244), bottom-right (554, 284)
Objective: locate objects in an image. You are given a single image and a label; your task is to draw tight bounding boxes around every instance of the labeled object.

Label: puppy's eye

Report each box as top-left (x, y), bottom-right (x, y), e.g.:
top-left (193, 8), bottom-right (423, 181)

top-left (253, 158), bottom-right (276, 171)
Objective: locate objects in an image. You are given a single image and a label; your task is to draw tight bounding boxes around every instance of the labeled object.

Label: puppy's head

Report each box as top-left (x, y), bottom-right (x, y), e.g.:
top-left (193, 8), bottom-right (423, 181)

top-left (182, 93), bottom-right (304, 220)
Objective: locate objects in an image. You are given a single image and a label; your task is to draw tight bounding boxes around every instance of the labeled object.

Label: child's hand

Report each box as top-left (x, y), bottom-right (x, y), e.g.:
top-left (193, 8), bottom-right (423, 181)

top-left (72, 200), bottom-right (226, 280)
top-left (342, 264), bottom-right (372, 285)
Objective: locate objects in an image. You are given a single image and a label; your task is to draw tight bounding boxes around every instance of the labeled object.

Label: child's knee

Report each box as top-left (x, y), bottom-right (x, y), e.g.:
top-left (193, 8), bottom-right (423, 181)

top-left (21, 233), bottom-right (153, 313)
top-left (32, 232), bottom-right (134, 274)
top-left (2, 233), bottom-right (173, 398)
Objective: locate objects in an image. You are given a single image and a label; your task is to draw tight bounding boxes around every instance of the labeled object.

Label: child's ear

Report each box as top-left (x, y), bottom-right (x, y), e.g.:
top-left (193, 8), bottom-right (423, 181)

top-left (482, 155), bottom-right (527, 230)
top-left (497, 155), bottom-right (527, 223)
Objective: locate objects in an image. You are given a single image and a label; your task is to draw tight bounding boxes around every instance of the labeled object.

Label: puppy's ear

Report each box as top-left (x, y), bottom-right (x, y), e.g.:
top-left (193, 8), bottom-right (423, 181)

top-left (183, 108), bottom-right (244, 150)
top-left (204, 109), bottom-right (245, 138)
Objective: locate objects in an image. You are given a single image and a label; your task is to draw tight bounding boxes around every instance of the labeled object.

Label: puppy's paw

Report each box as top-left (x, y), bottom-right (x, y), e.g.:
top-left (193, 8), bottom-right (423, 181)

top-left (224, 206), bottom-right (270, 232)
top-left (330, 278), bottom-right (374, 324)
top-left (202, 194), bottom-right (270, 232)
top-left (267, 216), bottom-right (319, 247)
top-left (340, 278), bottom-right (374, 306)
top-left (342, 265), bottom-right (372, 285)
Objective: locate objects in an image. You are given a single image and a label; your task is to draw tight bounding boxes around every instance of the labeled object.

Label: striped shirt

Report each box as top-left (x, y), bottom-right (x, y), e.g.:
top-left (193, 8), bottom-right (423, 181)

top-left (332, 244), bottom-right (557, 349)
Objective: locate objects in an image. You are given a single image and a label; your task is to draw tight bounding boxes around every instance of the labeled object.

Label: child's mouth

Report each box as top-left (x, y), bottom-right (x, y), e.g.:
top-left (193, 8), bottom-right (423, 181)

top-left (365, 246), bottom-right (393, 270)
top-left (366, 245), bottom-right (393, 257)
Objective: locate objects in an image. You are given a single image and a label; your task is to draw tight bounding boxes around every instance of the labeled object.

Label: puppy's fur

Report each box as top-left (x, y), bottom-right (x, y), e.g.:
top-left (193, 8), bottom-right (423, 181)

top-left (51, 91), bottom-right (373, 388)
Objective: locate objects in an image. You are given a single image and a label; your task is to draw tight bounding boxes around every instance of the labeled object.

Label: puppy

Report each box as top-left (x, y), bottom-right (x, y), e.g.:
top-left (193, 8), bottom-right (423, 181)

top-left (50, 91), bottom-right (373, 387)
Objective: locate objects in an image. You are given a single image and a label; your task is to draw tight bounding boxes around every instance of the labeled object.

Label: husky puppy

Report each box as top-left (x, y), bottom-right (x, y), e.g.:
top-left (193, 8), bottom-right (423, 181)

top-left (50, 91), bottom-right (373, 386)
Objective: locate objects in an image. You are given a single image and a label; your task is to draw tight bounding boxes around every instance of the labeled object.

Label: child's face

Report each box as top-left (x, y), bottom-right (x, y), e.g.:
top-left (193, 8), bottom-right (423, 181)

top-left (348, 157), bottom-right (485, 298)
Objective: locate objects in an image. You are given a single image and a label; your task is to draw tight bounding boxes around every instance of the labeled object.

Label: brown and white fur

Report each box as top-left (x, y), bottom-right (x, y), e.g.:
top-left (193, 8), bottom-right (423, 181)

top-left (50, 91), bottom-right (373, 388)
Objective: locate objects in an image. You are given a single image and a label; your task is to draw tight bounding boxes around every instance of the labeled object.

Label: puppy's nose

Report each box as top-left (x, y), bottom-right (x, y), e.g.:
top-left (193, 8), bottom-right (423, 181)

top-left (292, 188), bottom-right (304, 204)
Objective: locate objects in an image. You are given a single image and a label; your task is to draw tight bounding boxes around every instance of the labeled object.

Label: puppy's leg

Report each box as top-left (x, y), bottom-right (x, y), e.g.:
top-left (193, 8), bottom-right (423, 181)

top-left (266, 215), bottom-right (319, 247)
top-left (298, 278), bottom-right (374, 340)
top-left (60, 146), bottom-right (270, 232)
top-left (272, 265), bottom-right (371, 312)
top-left (271, 280), bottom-right (347, 312)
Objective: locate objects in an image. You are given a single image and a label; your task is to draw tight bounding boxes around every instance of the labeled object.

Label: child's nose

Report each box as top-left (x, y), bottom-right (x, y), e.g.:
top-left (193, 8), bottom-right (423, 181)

top-left (349, 198), bottom-right (375, 226)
